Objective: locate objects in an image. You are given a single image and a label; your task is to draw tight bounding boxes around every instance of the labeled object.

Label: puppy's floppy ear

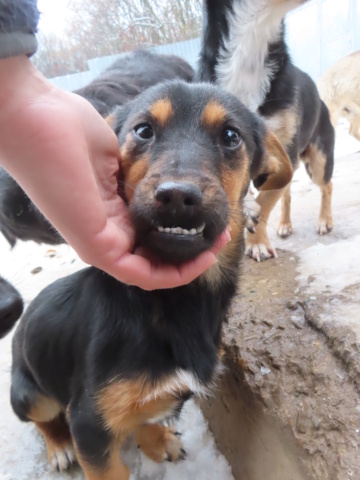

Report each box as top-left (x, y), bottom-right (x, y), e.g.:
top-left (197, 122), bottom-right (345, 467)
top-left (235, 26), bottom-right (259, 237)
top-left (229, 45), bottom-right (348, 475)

top-left (105, 104), bottom-right (131, 136)
top-left (251, 128), bottom-right (293, 191)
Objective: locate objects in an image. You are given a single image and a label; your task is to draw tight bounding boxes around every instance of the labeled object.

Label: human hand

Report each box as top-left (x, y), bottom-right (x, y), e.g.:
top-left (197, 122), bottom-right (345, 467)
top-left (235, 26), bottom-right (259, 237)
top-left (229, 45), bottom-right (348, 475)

top-left (0, 56), bottom-right (230, 290)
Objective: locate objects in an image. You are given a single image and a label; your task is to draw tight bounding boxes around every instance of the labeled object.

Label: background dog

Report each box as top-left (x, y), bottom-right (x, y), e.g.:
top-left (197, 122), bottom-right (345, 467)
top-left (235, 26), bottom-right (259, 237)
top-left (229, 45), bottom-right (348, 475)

top-left (0, 275), bottom-right (23, 340)
top-left (10, 80), bottom-right (291, 479)
top-left (0, 50), bottom-right (194, 248)
top-left (197, 0), bottom-right (335, 261)
top-left (318, 50), bottom-right (360, 142)
top-left (75, 49), bottom-right (194, 117)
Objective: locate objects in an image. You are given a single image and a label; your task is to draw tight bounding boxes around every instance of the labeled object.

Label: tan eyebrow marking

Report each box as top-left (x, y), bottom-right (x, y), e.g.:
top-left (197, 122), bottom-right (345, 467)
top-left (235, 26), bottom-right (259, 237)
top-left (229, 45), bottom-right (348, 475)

top-left (202, 101), bottom-right (227, 127)
top-left (149, 98), bottom-right (174, 126)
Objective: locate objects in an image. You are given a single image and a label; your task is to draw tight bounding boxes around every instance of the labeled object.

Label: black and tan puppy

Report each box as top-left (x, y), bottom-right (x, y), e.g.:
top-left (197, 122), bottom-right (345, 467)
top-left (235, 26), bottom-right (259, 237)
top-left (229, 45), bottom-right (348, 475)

top-left (0, 50), bottom-right (194, 248)
top-left (197, 0), bottom-right (335, 261)
top-left (10, 81), bottom-right (291, 479)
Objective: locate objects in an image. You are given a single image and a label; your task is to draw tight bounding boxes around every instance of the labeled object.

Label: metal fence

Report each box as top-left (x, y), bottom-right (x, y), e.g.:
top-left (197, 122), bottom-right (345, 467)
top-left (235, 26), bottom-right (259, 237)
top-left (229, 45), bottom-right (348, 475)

top-left (49, 0), bottom-right (360, 92)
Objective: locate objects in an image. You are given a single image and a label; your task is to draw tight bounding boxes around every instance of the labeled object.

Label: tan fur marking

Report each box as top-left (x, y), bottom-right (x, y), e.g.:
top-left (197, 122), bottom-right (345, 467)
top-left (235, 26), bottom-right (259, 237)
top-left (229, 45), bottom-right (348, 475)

top-left (259, 132), bottom-right (293, 191)
top-left (119, 138), bottom-right (149, 201)
top-left (75, 440), bottom-right (129, 480)
top-left (202, 101), bottom-right (227, 128)
top-left (105, 114), bottom-right (116, 128)
top-left (134, 424), bottom-right (183, 463)
top-left (202, 157), bottom-right (249, 289)
top-left (28, 396), bottom-right (62, 422)
top-left (35, 414), bottom-right (75, 470)
top-left (318, 181), bottom-right (333, 232)
top-left (221, 157), bottom-right (249, 238)
top-left (301, 144), bottom-right (327, 186)
top-left (126, 158), bottom-right (149, 200)
top-left (265, 108), bottom-right (299, 148)
top-left (150, 98), bottom-right (174, 126)
top-left (279, 184), bottom-right (291, 224)
top-left (96, 378), bottom-right (185, 435)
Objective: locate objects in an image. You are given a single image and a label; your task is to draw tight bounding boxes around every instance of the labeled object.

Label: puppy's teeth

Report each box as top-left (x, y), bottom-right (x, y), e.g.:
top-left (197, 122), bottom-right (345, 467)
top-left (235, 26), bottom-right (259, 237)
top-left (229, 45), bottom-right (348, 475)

top-left (175, 227), bottom-right (183, 234)
top-left (189, 229), bottom-right (197, 235)
top-left (165, 227), bottom-right (171, 233)
top-left (158, 226), bottom-right (164, 232)
top-left (196, 224), bottom-right (205, 233)
top-left (183, 229), bottom-right (189, 235)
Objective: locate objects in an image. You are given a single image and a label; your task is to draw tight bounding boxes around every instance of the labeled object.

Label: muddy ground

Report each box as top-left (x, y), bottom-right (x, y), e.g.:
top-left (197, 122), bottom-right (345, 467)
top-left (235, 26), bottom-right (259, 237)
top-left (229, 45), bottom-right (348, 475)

top-left (202, 250), bottom-right (359, 479)
top-left (200, 127), bottom-right (360, 480)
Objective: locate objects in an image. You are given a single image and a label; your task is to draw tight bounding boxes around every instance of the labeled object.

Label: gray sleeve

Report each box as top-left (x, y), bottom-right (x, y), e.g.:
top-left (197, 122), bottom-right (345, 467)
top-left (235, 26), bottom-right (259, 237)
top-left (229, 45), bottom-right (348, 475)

top-left (0, 0), bottom-right (40, 59)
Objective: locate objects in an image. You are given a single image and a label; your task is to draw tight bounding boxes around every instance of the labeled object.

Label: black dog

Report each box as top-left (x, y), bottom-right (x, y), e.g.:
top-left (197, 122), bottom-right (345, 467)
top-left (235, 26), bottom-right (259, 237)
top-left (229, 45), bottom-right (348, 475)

top-left (0, 275), bottom-right (23, 339)
top-left (76, 49), bottom-right (194, 117)
top-left (197, 0), bottom-right (335, 261)
top-left (0, 167), bottom-right (64, 247)
top-left (11, 81), bottom-right (292, 478)
top-left (0, 50), bottom-right (194, 247)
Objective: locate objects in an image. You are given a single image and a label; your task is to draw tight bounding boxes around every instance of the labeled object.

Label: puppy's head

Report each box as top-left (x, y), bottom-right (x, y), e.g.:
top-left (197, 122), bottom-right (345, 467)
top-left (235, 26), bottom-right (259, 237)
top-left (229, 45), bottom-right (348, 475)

top-left (110, 81), bottom-right (292, 264)
top-left (0, 168), bottom-right (63, 247)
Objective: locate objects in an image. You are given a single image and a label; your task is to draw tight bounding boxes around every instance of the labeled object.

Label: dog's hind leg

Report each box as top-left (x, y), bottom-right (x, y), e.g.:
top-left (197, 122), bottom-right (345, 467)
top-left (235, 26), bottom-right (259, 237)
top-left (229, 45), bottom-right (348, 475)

top-left (135, 424), bottom-right (186, 463)
top-left (302, 143), bottom-right (334, 235)
top-left (302, 102), bottom-right (335, 235)
top-left (11, 367), bottom-right (76, 471)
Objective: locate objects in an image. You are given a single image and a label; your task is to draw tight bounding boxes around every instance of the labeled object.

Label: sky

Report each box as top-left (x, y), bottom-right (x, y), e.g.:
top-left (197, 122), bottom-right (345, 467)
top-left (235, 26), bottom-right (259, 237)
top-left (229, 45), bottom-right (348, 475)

top-left (37, 0), bottom-right (70, 36)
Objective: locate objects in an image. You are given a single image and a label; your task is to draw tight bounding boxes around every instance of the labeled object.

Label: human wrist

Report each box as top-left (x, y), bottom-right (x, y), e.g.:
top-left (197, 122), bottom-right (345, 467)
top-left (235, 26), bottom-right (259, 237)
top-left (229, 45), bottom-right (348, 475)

top-left (0, 55), bottom-right (55, 111)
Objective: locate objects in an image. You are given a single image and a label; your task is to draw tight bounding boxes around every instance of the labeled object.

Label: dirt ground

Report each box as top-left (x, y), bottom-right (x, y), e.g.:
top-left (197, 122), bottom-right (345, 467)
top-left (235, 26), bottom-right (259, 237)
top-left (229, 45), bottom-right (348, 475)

top-left (201, 125), bottom-right (360, 480)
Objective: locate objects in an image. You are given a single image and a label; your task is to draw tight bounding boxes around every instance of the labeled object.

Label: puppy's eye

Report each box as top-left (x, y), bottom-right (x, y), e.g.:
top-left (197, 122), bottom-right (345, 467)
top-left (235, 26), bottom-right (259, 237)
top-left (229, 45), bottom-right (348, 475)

top-left (134, 123), bottom-right (154, 140)
top-left (15, 204), bottom-right (24, 216)
top-left (221, 128), bottom-right (242, 149)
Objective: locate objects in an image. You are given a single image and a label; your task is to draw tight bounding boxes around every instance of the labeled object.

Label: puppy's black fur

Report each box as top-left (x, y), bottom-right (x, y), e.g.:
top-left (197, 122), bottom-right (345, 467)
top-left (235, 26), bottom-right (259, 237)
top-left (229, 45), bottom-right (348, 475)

top-left (75, 50), bottom-right (194, 117)
top-left (0, 275), bottom-right (23, 339)
top-left (197, 0), bottom-right (335, 260)
top-left (0, 167), bottom-right (63, 247)
top-left (0, 50), bottom-right (194, 247)
top-left (11, 81), bottom-right (291, 478)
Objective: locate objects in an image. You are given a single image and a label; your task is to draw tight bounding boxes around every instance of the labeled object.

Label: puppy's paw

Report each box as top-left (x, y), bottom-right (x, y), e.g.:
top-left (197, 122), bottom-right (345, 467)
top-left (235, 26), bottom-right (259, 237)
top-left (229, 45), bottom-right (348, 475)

top-left (277, 222), bottom-right (292, 238)
top-left (48, 442), bottom-right (76, 472)
top-left (317, 217), bottom-right (333, 235)
top-left (137, 425), bottom-right (186, 463)
top-left (245, 242), bottom-right (277, 262)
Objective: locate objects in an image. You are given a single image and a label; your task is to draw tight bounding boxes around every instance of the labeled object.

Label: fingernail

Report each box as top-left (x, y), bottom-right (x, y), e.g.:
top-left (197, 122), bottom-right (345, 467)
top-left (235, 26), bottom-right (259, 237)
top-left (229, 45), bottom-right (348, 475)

top-left (225, 227), bottom-right (232, 242)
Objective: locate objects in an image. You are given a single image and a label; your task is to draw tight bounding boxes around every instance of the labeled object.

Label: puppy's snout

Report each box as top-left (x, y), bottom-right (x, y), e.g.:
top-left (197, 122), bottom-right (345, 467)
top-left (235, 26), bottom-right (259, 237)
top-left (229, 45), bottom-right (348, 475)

top-left (155, 182), bottom-right (202, 211)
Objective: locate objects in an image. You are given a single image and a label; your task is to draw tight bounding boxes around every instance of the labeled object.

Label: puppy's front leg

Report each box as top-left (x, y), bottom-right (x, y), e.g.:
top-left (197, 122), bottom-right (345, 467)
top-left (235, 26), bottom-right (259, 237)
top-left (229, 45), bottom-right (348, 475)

top-left (76, 443), bottom-right (129, 480)
top-left (69, 400), bottom-right (129, 480)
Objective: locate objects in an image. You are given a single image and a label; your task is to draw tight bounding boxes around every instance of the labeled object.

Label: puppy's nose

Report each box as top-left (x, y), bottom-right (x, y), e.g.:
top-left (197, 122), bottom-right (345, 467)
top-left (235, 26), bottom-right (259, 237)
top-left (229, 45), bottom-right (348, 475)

top-left (155, 182), bottom-right (202, 210)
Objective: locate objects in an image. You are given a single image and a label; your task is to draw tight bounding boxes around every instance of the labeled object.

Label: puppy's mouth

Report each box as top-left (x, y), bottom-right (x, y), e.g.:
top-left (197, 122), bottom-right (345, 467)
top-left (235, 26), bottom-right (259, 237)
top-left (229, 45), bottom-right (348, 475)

top-left (144, 220), bottom-right (216, 264)
top-left (130, 181), bottom-right (228, 264)
top-left (155, 223), bottom-right (205, 236)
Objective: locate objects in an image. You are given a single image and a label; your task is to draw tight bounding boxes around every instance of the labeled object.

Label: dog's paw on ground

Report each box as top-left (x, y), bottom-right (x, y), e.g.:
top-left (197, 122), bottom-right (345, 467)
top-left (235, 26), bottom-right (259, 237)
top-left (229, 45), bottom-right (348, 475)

top-left (47, 442), bottom-right (76, 472)
top-left (317, 217), bottom-right (333, 235)
top-left (277, 222), bottom-right (292, 238)
top-left (137, 425), bottom-right (186, 463)
top-left (245, 242), bottom-right (277, 262)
